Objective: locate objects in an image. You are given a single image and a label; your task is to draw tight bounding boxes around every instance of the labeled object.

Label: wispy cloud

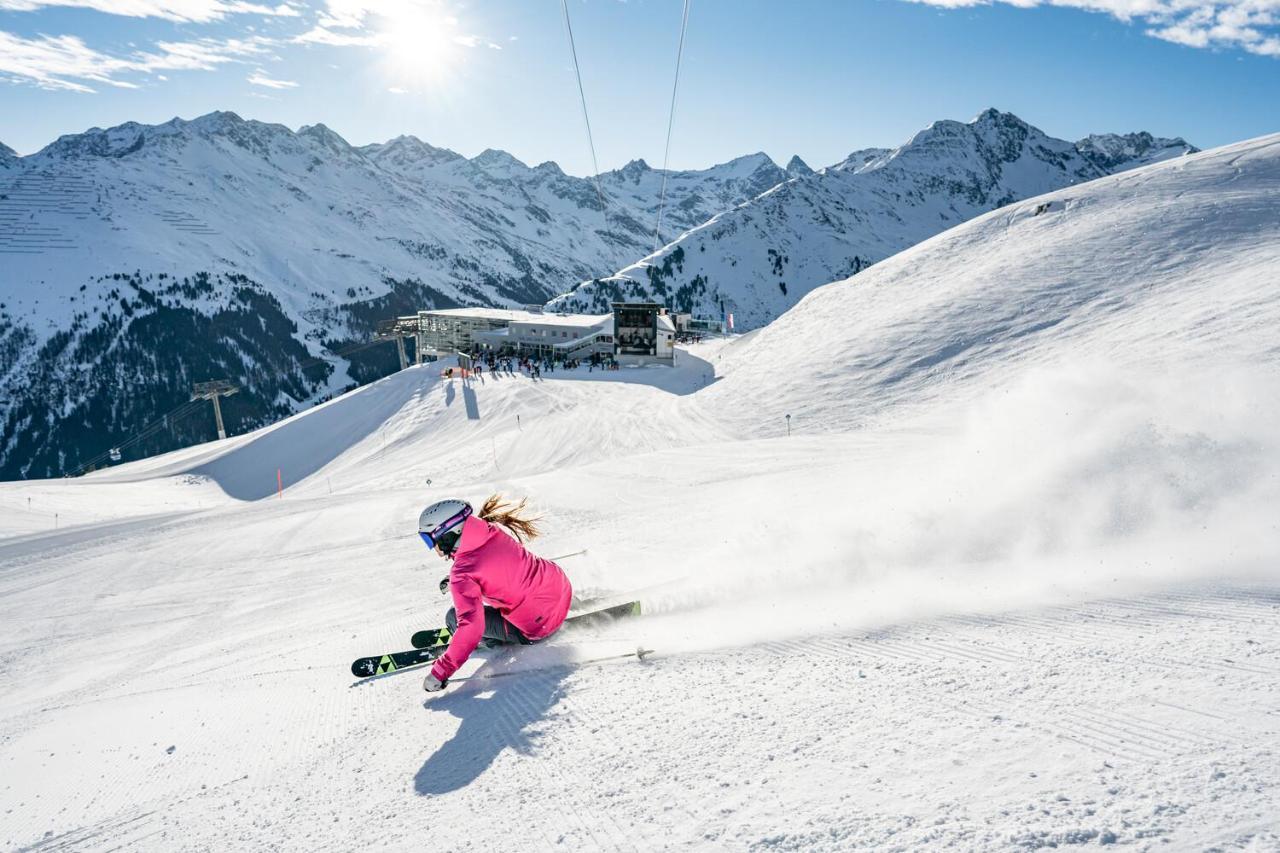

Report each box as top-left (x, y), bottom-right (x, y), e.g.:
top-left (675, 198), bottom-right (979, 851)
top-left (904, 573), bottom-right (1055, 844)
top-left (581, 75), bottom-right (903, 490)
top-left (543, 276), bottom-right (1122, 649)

top-left (450, 34), bottom-right (500, 49)
top-left (903, 0), bottom-right (1280, 58)
top-left (0, 30), bottom-right (273, 92)
top-left (0, 0), bottom-right (299, 24)
top-left (295, 0), bottom-right (496, 52)
top-left (247, 68), bottom-right (297, 88)
top-left (293, 24), bottom-right (379, 46)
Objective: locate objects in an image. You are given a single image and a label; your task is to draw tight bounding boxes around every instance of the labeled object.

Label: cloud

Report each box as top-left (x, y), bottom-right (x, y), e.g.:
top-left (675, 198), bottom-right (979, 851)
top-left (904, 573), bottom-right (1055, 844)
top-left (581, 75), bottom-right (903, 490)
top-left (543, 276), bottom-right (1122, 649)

top-left (295, 0), bottom-right (497, 52)
top-left (387, 85), bottom-right (406, 93)
top-left (247, 68), bottom-right (297, 88)
top-left (0, 0), bottom-right (299, 23)
top-left (0, 29), bottom-right (272, 91)
top-left (293, 24), bottom-right (380, 46)
top-left (449, 34), bottom-right (501, 49)
top-left (903, 0), bottom-right (1280, 57)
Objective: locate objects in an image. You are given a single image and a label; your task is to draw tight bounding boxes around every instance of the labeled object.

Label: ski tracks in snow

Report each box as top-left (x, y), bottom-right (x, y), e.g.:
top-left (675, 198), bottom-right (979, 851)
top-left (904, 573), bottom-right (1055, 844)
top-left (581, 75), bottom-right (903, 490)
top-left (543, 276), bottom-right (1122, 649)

top-left (3, 581), bottom-right (1279, 849)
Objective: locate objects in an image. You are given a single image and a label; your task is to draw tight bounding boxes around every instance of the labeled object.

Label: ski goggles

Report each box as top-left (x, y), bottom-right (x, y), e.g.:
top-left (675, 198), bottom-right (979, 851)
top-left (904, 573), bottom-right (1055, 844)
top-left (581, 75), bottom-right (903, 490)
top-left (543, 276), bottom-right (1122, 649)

top-left (418, 507), bottom-right (472, 551)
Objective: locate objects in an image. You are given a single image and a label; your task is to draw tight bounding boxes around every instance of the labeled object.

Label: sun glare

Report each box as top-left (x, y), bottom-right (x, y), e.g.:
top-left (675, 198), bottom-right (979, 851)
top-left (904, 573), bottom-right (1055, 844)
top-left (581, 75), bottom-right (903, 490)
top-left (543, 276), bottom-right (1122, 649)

top-left (377, 2), bottom-right (462, 88)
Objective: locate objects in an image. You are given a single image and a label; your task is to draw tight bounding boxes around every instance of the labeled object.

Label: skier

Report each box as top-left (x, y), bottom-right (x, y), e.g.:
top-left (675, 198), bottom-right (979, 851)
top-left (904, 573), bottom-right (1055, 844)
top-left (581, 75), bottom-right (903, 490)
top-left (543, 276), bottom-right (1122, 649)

top-left (417, 495), bottom-right (573, 693)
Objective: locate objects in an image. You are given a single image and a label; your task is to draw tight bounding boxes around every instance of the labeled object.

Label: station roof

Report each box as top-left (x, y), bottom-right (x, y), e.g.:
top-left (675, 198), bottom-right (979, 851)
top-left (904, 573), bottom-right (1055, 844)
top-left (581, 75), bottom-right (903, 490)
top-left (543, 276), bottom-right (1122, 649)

top-left (422, 307), bottom-right (610, 328)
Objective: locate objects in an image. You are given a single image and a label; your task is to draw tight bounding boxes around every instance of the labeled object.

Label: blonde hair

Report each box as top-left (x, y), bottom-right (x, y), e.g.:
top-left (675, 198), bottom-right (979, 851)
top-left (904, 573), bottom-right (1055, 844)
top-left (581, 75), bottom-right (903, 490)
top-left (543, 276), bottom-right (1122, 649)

top-left (479, 494), bottom-right (542, 544)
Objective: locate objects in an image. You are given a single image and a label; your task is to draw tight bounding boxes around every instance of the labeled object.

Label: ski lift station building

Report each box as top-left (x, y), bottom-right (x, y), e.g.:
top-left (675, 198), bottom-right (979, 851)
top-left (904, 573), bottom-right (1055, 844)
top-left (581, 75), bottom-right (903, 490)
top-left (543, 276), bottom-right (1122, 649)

top-left (413, 304), bottom-right (677, 365)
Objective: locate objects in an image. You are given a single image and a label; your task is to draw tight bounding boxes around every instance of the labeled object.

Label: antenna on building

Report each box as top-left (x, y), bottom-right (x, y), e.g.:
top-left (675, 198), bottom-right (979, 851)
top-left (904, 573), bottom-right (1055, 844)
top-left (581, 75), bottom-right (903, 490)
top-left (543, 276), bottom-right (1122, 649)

top-left (191, 380), bottom-right (239, 440)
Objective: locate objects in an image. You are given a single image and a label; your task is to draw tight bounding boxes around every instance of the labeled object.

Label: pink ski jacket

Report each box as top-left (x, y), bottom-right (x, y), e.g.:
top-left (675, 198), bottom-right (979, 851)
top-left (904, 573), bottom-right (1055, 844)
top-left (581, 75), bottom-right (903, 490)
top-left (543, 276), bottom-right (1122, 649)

top-left (430, 515), bottom-right (573, 681)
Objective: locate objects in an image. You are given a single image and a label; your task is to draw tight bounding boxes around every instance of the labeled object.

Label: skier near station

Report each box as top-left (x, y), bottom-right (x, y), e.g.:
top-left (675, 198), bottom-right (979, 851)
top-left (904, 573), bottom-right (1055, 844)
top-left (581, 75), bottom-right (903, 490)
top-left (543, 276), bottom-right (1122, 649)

top-left (417, 495), bottom-right (573, 693)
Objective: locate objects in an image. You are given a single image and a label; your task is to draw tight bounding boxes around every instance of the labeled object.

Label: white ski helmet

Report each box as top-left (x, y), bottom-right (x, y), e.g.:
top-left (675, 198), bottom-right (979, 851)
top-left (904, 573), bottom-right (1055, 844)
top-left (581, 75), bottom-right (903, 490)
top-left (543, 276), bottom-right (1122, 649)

top-left (418, 499), bottom-right (472, 554)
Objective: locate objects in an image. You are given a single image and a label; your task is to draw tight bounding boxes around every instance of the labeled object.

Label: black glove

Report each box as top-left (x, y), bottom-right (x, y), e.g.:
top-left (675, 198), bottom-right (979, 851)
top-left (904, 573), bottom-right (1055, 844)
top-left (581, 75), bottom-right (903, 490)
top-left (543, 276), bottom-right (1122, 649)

top-left (439, 576), bottom-right (449, 595)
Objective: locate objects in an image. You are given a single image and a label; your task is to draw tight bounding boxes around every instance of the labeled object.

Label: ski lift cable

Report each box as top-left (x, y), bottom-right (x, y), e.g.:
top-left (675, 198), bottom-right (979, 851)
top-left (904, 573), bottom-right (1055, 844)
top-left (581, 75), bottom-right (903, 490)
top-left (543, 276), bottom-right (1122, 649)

top-left (653, 0), bottom-right (692, 254)
top-left (70, 397), bottom-right (205, 475)
top-left (560, 0), bottom-right (611, 230)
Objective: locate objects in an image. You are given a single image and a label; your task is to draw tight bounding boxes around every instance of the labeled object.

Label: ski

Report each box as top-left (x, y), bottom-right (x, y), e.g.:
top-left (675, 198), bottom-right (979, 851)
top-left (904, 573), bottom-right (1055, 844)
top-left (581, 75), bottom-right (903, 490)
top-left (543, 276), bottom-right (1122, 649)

top-left (352, 601), bottom-right (642, 678)
top-left (409, 600), bottom-right (640, 649)
top-left (350, 644), bottom-right (446, 678)
top-left (409, 625), bottom-right (453, 651)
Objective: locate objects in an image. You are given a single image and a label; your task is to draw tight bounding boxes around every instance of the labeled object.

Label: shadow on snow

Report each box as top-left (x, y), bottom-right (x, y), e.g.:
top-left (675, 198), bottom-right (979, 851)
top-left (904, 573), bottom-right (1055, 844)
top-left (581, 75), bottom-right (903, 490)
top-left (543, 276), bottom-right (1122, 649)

top-left (413, 654), bottom-right (571, 796)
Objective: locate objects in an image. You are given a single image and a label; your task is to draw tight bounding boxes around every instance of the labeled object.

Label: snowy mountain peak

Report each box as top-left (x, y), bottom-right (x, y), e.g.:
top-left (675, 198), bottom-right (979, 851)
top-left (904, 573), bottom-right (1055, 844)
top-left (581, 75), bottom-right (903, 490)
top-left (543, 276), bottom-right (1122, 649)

top-left (971, 106), bottom-right (1025, 128)
top-left (909, 108), bottom-right (1038, 151)
top-left (471, 148), bottom-right (528, 174)
top-left (1075, 131), bottom-right (1199, 172)
top-left (297, 122), bottom-right (353, 154)
top-left (29, 110), bottom-right (316, 162)
top-left (888, 107), bottom-right (1085, 186)
top-left (36, 122), bottom-right (150, 160)
top-left (184, 110), bottom-right (249, 134)
top-left (360, 134), bottom-right (463, 168)
top-left (0, 141), bottom-right (17, 168)
top-left (829, 148), bottom-right (891, 173)
top-left (620, 158), bottom-right (651, 176)
top-left (533, 160), bottom-right (566, 176)
top-left (722, 151), bottom-right (778, 175)
top-left (785, 155), bottom-right (813, 176)
top-left (549, 108), bottom-right (1199, 330)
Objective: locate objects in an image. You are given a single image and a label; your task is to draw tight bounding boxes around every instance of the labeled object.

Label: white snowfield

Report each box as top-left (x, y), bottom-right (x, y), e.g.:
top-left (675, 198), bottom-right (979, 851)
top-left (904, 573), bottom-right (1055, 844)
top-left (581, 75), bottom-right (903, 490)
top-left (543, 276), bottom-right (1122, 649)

top-left (2, 135), bottom-right (1279, 851)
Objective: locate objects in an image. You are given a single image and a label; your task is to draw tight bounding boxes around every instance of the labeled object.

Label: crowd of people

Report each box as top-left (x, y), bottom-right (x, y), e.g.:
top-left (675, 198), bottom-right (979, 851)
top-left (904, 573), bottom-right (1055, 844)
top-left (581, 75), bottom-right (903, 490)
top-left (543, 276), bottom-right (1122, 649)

top-left (445, 350), bottom-right (621, 382)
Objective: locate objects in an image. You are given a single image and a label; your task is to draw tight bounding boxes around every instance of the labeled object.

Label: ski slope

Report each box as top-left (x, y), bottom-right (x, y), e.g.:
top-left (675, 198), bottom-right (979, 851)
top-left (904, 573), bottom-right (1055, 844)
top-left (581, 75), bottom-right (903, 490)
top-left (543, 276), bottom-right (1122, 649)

top-left (1, 135), bottom-right (1279, 851)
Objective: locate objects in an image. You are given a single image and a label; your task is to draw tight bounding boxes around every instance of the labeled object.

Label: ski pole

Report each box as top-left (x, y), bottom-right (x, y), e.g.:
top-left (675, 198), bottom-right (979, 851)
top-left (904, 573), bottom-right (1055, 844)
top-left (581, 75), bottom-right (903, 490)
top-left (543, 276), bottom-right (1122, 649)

top-left (449, 647), bottom-right (655, 683)
top-left (550, 548), bottom-right (587, 561)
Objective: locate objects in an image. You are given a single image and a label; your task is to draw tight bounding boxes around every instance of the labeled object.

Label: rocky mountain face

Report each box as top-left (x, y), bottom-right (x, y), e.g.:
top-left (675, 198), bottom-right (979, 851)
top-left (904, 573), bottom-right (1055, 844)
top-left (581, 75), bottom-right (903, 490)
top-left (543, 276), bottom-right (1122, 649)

top-left (547, 111), bottom-right (1198, 328)
top-left (1075, 132), bottom-right (1197, 173)
top-left (0, 109), bottom-right (1195, 480)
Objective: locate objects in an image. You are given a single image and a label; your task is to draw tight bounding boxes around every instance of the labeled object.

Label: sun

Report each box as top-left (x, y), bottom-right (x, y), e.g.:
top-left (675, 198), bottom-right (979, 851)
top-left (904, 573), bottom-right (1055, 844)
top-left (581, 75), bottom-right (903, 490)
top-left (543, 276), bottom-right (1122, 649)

top-left (376, 1), bottom-right (463, 88)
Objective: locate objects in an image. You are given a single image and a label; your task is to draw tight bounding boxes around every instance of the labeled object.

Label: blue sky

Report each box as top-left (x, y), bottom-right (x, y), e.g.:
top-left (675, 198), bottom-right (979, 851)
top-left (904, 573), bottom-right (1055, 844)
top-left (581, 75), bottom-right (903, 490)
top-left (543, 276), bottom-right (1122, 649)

top-left (1, 0), bottom-right (1277, 173)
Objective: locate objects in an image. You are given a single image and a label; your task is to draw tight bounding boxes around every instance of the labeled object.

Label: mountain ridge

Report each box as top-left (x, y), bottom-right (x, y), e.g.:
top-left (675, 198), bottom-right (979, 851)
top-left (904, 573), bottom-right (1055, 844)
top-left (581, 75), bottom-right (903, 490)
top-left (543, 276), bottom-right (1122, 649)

top-left (547, 109), bottom-right (1199, 327)
top-left (0, 108), bottom-right (1197, 479)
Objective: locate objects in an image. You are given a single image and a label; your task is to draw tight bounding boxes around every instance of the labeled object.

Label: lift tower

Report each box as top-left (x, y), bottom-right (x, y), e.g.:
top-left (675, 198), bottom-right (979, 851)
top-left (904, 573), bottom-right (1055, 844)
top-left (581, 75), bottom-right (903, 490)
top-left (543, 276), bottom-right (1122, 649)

top-left (191, 380), bottom-right (239, 441)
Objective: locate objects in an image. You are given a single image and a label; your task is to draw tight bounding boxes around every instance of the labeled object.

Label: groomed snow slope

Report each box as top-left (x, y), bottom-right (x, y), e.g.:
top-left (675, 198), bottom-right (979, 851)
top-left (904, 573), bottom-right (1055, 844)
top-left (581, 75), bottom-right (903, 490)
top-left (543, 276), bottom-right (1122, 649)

top-left (705, 133), bottom-right (1280, 433)
top-left (1, 135), bottom-right (1278, 851)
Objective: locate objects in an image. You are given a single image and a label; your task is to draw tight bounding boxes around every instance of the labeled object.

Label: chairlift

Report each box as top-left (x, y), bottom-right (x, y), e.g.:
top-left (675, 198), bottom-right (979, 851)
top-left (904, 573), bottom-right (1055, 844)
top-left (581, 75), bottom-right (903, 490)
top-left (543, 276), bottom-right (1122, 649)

top-left (109, 447), bottom-right (122, 462)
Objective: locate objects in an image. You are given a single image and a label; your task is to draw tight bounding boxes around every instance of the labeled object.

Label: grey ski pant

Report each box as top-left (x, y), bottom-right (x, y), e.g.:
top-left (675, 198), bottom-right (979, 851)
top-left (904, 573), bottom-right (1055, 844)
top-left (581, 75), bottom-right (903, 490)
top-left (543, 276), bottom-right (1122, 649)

top-left (445, 606), bottom-right (531, 646)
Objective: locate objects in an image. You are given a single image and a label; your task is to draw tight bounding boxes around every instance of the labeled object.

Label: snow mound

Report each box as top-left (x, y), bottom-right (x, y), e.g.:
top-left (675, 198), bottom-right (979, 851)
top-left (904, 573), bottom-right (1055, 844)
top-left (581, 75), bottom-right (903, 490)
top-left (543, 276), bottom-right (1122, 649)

top-left (84, 347), bottom-right (722, 501)
top-left (706, 132), bottom-right (1280, 432)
